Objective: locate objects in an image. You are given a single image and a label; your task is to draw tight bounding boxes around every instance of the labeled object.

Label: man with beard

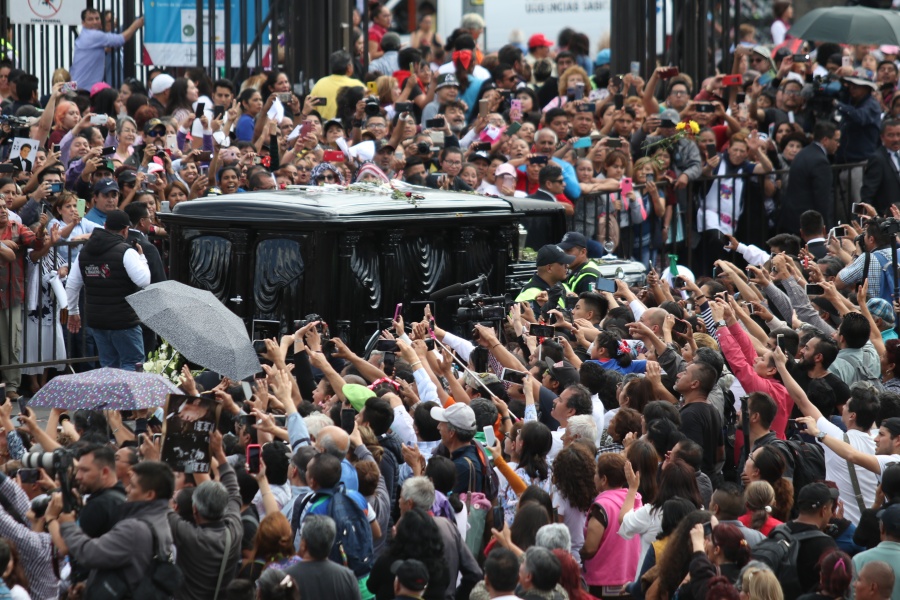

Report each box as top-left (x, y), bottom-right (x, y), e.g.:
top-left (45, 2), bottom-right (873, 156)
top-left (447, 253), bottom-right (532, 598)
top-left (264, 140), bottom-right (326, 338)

top-left (788, 333), bottom-right (851, 416)
top-left (440, 100), bottom-right (468, 137)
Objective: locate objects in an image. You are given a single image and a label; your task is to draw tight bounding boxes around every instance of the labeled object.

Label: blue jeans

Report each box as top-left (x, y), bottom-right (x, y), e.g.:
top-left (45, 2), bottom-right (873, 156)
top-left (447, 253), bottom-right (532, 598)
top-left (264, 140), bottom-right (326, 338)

top-left (86, 326), bottom-right (144, 370)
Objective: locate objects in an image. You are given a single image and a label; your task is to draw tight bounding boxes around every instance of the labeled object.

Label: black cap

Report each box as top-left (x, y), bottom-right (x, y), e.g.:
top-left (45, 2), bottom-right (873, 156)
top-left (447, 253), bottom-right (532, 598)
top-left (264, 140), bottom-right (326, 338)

top-left (536, 244), bottom-right (576, 267)
top-left (544, 358), bottom-right (580, 388)
top-left (391, 559), bottom-right (429, 591)
top-left (796, 482), bottom-right (838, 510)
top-left (558, 231), bottom-right (588, 251)
top-left (104, 210), bottom-right (132, 231)
top-left (880, 504), bottom-right (900, 536)
top-left (92, 178), bottom-right (119, 195)
top-left (883, 417), bottom-right (900, 437)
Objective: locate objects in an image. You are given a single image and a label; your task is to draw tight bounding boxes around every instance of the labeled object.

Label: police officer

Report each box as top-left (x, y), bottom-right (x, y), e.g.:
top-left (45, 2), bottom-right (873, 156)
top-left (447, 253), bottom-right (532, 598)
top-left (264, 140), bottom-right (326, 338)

top-left (557, 231), bottom-right (601, 295)
top-left (515, 244), bottom-right (573, 314)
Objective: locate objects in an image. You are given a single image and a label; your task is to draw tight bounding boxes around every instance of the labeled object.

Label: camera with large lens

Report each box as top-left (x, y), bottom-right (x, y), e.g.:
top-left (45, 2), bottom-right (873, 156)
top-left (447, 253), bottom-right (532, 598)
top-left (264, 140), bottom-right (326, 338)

top-left (879, 217), bottom-right (900, 236)
top-left (364, 97), bottom-right (381, 117)
top-left (456, 294), bottom-right (508, 322)
top-left (23, 449), bottom-right (78, 512)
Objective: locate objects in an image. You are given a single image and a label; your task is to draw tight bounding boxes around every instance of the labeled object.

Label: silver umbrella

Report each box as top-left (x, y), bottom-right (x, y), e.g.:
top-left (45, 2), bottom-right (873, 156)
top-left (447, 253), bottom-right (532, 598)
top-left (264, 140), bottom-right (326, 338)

top-left (126, 281), bottom-right (261, 381)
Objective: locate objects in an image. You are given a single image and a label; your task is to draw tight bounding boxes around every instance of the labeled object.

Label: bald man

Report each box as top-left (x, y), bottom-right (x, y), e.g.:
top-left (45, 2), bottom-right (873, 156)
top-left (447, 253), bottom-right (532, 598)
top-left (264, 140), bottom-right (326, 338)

top-left (855, 561), bottom-right (894, 600)
top-left (639, 307), bottom-right (667, 340)
top-left (315, 425), bottom-right (358, 491)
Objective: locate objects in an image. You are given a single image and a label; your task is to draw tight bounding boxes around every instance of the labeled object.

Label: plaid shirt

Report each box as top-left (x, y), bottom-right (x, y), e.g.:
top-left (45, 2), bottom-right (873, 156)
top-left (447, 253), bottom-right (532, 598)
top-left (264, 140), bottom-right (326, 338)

top-left (0, 223), bottom-right (41, 309)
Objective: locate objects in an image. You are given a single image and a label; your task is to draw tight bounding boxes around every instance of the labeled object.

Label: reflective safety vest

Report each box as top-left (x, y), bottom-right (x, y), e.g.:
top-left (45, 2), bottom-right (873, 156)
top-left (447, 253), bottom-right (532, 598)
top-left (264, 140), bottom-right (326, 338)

top-left (563, 260), bottom-right (602, 294)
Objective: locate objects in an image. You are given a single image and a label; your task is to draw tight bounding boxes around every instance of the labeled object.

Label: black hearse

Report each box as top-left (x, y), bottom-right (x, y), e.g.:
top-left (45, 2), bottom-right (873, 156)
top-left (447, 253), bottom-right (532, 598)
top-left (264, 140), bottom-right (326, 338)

top-left (160, 186), bottom-right (569, 345)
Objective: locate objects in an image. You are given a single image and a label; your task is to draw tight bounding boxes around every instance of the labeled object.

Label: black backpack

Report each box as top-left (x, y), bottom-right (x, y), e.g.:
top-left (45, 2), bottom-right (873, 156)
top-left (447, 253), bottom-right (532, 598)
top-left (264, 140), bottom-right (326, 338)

top-left (752, 524), bottom-right (830, 600)
top-left (773, 437), bottom-right (826, 506)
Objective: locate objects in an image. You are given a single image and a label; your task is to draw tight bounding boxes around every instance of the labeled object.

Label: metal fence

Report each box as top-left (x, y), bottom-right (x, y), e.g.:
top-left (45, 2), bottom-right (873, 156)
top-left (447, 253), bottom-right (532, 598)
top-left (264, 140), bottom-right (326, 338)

top-left (568, 161), bottom-right (867, 274)
top-left (0, 0), bottom-right (144, 97)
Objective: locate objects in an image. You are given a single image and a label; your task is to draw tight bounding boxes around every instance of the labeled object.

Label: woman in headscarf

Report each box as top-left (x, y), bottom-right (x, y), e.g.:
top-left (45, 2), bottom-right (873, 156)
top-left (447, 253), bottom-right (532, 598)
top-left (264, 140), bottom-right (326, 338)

top-left (310, 162), bottom-right (345, 186)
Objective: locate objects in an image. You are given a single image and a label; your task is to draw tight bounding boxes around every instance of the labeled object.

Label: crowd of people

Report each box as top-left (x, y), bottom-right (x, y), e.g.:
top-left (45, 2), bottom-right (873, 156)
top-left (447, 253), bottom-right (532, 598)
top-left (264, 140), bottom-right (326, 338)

top-left (0, 1), bottom-right (897, 600)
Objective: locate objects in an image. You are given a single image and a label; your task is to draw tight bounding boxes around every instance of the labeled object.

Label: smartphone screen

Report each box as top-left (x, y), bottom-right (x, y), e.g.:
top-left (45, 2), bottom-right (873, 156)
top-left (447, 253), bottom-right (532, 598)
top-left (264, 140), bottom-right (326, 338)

top-left (246, 445), bottom-right (261, 474)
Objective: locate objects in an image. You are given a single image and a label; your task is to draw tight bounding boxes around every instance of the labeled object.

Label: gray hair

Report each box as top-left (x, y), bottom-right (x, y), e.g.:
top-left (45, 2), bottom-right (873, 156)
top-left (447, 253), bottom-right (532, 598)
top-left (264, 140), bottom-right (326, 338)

top-left (460, 13), bottom-right (485, 31)
top-left (305, 413), bottom-right (334, 440)
top-left (401, 476), bottom-right (436, 510)
top-left (535, 523), bottom-right (571, 552)
top-left (192, 480), bottom-right (229, 520)
top-left (318, 429), bottom-right (349, 459)
top-left (116, 116), bottom-right (136, 136)
top-left (300, 514), bottom-right (336, 560)
top-left (565, 415), bottom-right (597, 444)
top-left (535, 128), bottom-right (558, 144)
top-left (470, 397), bottom-right (498, 429)
top-left (522, 546), bottom-right (561, 591)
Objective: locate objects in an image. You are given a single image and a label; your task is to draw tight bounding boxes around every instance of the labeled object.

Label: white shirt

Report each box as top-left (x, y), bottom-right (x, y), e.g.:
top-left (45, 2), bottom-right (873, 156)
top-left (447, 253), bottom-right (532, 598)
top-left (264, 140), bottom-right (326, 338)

top-left (877, 454), bottom-right (900, 479)
top-left (553, 490), bottom-right (586, 565)
top-left (590, 393), bottom-right (606, 446)
top-left (619, 504), bottom-right (663, 581)
top-left (816, 417), bottom-right (876, 525)
top-left (65, 246), bottom-right (151, 314)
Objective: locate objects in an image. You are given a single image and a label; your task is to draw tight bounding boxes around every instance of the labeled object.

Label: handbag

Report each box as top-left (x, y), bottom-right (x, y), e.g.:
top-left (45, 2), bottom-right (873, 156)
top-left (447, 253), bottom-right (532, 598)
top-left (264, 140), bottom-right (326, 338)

top-left (460, 458), bottom-right (490, 557)
top-left (131, 518), bottom-right (184, 600)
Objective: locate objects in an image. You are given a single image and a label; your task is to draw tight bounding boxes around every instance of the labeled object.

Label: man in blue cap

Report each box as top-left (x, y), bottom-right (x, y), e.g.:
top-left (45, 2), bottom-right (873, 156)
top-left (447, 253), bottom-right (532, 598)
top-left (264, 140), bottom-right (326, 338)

top-left (84, 178), bottom-right (120, 226)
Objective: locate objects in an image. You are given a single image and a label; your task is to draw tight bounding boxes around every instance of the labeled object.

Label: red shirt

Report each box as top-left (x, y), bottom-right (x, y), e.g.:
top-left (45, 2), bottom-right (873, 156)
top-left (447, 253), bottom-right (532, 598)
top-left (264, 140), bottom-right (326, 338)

top-left (0, 222), bottom-right (41, 308)
top-left (369, 23), bottom-right (387, 46)
top-left (739, 512), bottom-right (783, 536)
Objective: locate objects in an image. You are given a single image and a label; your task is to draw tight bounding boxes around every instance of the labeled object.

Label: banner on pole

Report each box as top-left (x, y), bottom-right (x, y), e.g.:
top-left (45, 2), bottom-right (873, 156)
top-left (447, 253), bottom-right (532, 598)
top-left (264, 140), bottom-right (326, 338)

top-left (144, 0), bottom-right (271, 67)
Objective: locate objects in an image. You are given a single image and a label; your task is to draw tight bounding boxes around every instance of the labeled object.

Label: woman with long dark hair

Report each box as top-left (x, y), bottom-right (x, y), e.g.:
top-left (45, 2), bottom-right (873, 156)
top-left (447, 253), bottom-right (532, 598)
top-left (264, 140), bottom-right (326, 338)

top-left (682, 522), bottom-right (751, 600)
top-left (367, 507), bottom-right (448, 600)
top-left (235, 88), bottom-right (263, 142)
top-left (620, 458), bottom-right (704, 582)
top-left (498, 421), bottom-right (552, 525)
top-left (628, 498), bottom-right (698, 600)
top-left (165, 77), bottom-right (200, 123)
top-left (647, 510), bottom-right (712, 600)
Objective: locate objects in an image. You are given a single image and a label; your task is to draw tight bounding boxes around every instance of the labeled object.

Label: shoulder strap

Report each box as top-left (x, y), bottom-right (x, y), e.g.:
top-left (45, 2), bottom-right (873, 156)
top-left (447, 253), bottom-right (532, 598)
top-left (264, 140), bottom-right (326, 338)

top-left (137, 518), bottom-right (162, 559)
top-left (213, 528), bottom-right (232, 600)
top-left (844, 432), bottom-right (868, 515)
top-left (463, 457), bottom-right (476, 505)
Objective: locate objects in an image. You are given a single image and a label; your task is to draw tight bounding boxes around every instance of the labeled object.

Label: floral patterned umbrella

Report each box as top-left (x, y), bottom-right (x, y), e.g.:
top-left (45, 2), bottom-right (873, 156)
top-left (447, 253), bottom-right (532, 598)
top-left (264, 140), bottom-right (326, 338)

top-left (29, 368), bottom-right (182, 410)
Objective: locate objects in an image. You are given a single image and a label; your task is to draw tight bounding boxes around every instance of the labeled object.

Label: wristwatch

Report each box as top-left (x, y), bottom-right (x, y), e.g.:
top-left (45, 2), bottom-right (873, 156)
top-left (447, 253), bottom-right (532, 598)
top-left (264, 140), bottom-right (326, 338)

top-left (816, 431), bottom-right (827, 441)
top-left (716, 320), bottom-right (727, 328)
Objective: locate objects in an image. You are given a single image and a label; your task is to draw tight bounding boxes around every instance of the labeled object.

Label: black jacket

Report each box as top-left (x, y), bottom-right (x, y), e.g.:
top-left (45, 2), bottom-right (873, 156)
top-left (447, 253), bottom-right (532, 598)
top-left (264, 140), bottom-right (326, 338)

top-left (79, 228), bottom-right (141, 329)
top-left (781, 144), bottom-right (833, 233)
top-left (127, 230), bottom-right (166, 284)
top-left (525, 189), bottom-right (558, 249)
top-left (860, 145), bottom-right (900, 214)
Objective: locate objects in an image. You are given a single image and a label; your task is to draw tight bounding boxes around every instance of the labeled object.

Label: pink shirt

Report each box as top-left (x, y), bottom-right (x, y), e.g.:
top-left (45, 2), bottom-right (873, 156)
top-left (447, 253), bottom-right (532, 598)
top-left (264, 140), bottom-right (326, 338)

top-left (716, 322), bottom-right (794, 439)
top-left (583, 488), bottom-right (643, 587)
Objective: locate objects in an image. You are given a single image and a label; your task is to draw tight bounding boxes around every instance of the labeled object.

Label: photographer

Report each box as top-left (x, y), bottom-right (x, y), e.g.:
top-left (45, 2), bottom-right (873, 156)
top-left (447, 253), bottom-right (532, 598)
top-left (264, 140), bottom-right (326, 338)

top-left (47, 461), bottom-right (176, 596)
top-left (834, 218), bottom-right (894, 301)
top-left (0, 468), bottom-right (59, 600)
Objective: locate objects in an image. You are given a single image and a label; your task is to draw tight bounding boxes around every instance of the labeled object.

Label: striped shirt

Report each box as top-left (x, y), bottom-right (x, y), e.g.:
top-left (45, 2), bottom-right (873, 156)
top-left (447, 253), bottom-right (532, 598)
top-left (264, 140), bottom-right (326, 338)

top-left (0, 477), bottom-right (58, 599)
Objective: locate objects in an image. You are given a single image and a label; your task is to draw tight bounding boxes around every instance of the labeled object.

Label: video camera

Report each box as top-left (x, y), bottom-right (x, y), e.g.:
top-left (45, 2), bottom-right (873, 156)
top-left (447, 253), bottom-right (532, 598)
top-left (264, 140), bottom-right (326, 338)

top-left (365, 97), bottom-right (381, 117)
top-left (456, 294), bottom-right (508, 322)
top-left (879, 218), bottom-right (900, 236)
top-left (22, 448), bottom-right (78, 512)
top-left (806, 75), bottom-right (843, 117)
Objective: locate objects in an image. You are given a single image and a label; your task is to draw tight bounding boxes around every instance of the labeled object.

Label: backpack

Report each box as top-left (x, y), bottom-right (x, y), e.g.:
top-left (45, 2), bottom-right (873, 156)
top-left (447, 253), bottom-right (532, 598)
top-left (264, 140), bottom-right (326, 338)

top-left (873, 251), bottom-right (896, 305)
top-left (772, 437), bottom-right (826, 505)
top-left (131, 518), bottom-right (184, 600)
top-left (721, 387), bottom-right (739, 483)
top-left (752, 524), bottom-right (831, 600)
top-left (297, 485), bottom-right (373, 578)
top-left (86, 519), bottom-right (182, 600)
top-left (472, 440), bottom-right (500, 502)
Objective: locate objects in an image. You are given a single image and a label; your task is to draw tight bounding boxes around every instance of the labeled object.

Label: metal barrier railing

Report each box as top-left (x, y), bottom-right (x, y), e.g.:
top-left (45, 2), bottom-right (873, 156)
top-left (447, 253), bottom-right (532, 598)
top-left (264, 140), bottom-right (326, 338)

top-left (569, 161), bottom-right (867, 274)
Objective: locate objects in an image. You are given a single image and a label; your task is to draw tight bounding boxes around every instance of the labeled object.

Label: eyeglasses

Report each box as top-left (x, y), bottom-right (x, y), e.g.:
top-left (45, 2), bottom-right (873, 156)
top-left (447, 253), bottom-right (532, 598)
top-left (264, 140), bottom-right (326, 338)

top-left (783, 90), bottom-right (801, 96)
top-left (670, 90), bottom-right (688, 96)
top-left (367, 122), bottom-right (387, 129)
top-left (443, 160), bottom-right (462, 166)
top-left (297, 166), bottom-right (311, 172)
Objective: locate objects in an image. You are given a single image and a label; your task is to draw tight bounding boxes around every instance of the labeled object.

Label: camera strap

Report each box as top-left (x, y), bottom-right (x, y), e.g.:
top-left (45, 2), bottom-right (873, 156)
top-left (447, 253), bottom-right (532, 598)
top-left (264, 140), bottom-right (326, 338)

top-left (214, 528), bottom-right (232, 600)
top-left (430, 335), bottom-right (500, 401)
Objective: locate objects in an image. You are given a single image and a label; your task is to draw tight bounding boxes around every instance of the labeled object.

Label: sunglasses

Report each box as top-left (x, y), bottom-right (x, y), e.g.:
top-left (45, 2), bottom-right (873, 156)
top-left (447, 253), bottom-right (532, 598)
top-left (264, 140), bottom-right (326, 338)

top-left (322, 175), bottom-right (337, 181)
top-left (146, 129), bottom-right (166, 138)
